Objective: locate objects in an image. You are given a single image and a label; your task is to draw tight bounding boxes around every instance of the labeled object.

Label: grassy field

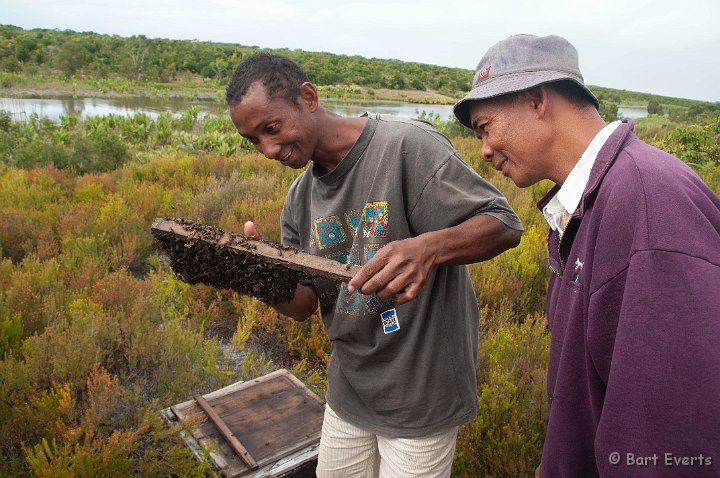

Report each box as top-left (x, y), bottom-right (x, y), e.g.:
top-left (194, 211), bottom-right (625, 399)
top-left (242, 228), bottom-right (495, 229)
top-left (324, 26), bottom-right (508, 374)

top-left (0, 101), bottom-right (718, 476)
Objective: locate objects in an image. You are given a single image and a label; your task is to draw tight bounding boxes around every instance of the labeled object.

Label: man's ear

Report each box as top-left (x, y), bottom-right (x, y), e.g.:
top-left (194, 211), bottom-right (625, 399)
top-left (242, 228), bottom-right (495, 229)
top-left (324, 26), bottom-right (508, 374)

top-left (298, 82), bottom-right (319, 112)
top-left (522, 85), bottom-right (549, 118)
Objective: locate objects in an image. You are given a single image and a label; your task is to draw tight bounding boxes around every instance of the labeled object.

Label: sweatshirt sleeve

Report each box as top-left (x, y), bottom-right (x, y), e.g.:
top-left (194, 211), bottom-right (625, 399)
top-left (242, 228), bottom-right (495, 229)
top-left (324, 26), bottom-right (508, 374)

top-left (592, 249), bottom-right (720, 476)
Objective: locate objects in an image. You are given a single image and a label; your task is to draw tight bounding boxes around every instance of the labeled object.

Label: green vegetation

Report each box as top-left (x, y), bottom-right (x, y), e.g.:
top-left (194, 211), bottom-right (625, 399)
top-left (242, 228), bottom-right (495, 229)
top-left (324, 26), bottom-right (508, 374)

top-left (0, 112), bottom-right (324, 476)
top-left (591, 85), bottom-right (719, 122)
top-left (0, 108), bottom-right (255, 176)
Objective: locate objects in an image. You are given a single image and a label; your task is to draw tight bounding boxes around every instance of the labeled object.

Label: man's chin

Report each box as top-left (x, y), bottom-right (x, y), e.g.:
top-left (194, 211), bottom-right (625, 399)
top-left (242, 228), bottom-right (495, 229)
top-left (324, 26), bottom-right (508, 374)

top-left (286, 158), bottom-right (308, 170)
top-left (511, 175), bottom-right (534, 188)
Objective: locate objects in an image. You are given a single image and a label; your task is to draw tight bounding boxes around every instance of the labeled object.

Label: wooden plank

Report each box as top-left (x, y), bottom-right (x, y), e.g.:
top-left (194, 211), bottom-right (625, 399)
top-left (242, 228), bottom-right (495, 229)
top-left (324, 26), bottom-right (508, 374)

top-left (210, 375), bottom-right (297, 412)
top-left (152, 217), bottom-right (362, 282)
top-left (195, 394), bottom-right (259, 470)
top-left (244, 444), bottom-right (319, 478)
top-left (171, 377), bottom-right (255, 422)
top-left (171, 371), bottom-right (305, 422)
top-left (167, 370), bottom-right (324, 477)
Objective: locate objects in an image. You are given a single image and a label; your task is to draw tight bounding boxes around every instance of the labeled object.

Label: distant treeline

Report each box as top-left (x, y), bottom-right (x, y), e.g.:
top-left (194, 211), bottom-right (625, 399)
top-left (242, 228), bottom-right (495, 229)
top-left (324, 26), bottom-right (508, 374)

top-left (1, 24), bottom-right (718, 120)
top-left (591, 85), bottom-right (719, 123)
top-left (0, 25), bottom-right (472, 96)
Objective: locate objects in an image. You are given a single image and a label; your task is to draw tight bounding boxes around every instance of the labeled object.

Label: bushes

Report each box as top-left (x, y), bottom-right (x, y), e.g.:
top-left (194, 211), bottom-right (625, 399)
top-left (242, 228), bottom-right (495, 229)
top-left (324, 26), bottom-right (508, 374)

top-left (416, 110), bottom-right (474, 139)
top-left (0, 149), bottom-right (298, 475)
top-left (635, 112), bottom-right (719, 167)
top-left (669, 115), bottom-right (720, 165)
top-left (0, 109), bottom-right (256, 174)
top-left (0, 254), bottom-right (277, 475)
top-left (0, 114), bottom-right (130, 173)
top-left (454, 306), bottom-right (550, 477)
top-left (469, 225), bottom-right (550, 317)
top-left (0, 107), bottom-right (717, 476)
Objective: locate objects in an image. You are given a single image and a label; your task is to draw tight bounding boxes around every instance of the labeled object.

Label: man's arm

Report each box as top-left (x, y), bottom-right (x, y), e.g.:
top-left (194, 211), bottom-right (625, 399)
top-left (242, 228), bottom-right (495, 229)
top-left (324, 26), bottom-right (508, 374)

top-left (347, 214), bottom-right (521, 304)
top-left (271, 282), bottom-right (318, 321)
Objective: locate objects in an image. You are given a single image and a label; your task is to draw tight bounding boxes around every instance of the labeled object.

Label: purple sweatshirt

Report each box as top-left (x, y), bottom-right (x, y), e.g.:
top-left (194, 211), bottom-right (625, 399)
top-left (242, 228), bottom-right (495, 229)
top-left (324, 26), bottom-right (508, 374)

top-left (538, 120), bottom-right (720, 477)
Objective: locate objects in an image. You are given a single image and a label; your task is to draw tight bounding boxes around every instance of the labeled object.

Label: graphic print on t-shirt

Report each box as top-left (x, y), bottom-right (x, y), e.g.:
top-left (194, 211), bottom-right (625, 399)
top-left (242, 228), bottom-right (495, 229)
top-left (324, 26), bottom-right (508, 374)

top-left (309, 201), bottom-right (394, 320)
top-left (339, 201), bottom-right (393, 318)
top-left (345, 209), bottom-right (362, 233)
top-left (313, 215), bottom-right (347, 250)
top-left (362, 201), bottom-right (389, 238)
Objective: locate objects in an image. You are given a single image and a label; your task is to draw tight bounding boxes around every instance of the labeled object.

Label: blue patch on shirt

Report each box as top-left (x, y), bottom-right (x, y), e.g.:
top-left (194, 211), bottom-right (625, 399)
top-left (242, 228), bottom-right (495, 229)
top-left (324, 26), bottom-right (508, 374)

top-left (381, 308), bottom-right (400, 334)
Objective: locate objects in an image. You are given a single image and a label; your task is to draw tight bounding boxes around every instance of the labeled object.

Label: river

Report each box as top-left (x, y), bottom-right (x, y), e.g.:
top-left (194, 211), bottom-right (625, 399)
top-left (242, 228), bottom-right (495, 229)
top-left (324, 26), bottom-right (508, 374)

top-left (0, 96), bottom-right (456, 122)
top-left (0, 96), bottom-right (646, 122)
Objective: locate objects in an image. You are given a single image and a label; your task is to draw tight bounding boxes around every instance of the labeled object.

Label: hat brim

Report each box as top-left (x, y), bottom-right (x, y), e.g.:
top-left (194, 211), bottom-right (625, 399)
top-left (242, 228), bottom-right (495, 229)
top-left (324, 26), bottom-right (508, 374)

top-left (453, 70), bottom-right (599, 129)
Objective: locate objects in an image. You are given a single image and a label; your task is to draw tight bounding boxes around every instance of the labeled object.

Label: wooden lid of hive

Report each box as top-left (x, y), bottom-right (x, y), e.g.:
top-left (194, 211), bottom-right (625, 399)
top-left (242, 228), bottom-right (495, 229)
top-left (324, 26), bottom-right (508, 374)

top-left (168, 369), bottom-right (325, 477)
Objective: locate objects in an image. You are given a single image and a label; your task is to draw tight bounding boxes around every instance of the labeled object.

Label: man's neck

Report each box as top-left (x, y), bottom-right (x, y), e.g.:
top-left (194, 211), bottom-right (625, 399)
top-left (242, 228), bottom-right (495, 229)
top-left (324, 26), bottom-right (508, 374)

top-left (550, 111), bottom-right (607, 186)
top-left (311, 108), bottom-right (368, 172)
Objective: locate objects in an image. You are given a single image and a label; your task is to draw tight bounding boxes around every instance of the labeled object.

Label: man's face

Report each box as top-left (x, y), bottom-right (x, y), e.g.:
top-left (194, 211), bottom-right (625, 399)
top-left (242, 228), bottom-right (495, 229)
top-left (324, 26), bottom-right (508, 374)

top-left (467, 94), bottom-right (547, 188)
top-left (228, 82), bottom-right (316, 169)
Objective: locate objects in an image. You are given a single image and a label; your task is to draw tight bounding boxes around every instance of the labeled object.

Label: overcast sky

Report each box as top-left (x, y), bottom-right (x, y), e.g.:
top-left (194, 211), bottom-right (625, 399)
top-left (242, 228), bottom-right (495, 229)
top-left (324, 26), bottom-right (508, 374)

top-left (2, 0), bottom-right (719, 102)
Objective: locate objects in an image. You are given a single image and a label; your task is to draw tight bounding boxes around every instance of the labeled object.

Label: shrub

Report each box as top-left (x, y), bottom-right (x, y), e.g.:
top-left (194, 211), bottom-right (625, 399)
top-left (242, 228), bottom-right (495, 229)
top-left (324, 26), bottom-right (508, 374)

top-left (670, 115), bottom-right (720, 165)
top-left (0, 299), bottom-right (23, 358)
top-left (454, 305), bottom-right (550, 477)
top-left (470, 225), bottom-right (550, 317)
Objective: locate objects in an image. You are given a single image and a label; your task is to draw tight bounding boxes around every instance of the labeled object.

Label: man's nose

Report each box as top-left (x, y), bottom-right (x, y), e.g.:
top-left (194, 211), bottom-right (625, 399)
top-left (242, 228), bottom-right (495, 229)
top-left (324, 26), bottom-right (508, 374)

top-left (256, 138), bottom-right (280, 160)
top-left (481, 141), bottom-right (493, 161)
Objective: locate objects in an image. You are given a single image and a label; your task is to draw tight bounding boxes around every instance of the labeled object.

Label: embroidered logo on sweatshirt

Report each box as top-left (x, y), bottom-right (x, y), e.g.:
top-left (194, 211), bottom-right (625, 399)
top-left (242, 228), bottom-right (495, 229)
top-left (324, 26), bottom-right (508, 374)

top-left (571, 258), bottom-right (583, 284)
top-left (381, 308), bottom-right (400, 334)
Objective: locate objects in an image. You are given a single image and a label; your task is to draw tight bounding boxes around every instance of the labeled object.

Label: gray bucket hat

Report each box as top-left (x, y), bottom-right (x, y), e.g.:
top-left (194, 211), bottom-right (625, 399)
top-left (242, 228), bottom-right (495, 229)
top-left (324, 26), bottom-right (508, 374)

top-left (453, 34), bottom-right (599, 128)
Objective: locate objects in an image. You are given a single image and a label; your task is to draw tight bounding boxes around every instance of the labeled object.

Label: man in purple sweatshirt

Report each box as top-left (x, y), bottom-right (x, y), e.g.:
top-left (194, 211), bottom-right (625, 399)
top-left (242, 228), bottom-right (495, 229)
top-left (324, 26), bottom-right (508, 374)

top-left (453, 34), bottom-right (720, 477)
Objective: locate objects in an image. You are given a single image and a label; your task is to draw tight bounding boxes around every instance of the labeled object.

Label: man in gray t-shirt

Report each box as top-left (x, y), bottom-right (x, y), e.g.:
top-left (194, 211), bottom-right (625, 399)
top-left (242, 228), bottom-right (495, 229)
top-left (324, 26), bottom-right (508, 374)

top-left (227, 53), bottom-right (522, 477)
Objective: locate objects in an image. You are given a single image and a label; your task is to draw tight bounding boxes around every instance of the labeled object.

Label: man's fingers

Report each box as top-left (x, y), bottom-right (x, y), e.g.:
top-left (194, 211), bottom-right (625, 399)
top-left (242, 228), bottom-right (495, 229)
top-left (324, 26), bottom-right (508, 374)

top-left (373, 273), bottom-right (412, 301)
top-left (244, 220), bottom-right (262, 239)
top-left (347, 254), bottom-right (387, 292)
top-left (392, 282), bottom-right (420, 305)
top-left (358, 266), bottom-right (398, 296)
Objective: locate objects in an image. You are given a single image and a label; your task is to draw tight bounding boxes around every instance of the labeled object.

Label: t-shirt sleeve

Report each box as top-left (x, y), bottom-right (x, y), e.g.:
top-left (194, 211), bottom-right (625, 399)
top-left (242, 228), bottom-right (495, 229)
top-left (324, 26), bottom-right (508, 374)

top-left (408, 152), bottom-right (523, 235)
top-left (280, 193), bottom-right (300, 249)
top-left (280, 188), bottom-right (318, 293)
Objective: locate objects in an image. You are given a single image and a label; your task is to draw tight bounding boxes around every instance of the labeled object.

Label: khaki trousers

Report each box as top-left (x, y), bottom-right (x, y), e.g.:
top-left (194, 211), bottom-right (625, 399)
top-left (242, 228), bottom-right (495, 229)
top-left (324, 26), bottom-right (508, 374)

top-left (316, 405), bottom-right (458, 478)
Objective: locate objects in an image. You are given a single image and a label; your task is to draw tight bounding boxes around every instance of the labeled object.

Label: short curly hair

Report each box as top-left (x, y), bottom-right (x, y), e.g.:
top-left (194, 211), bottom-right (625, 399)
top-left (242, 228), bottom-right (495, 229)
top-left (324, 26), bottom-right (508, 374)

top-left (225, 53), bottom-right (309, 108)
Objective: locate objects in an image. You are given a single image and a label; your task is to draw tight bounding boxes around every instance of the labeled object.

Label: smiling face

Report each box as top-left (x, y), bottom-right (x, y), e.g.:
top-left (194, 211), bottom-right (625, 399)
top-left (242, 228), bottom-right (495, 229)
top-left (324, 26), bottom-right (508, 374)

top-left (467, 93), bottom-right (552, 188)
top-left (228, 81), bottom-right (318, 169)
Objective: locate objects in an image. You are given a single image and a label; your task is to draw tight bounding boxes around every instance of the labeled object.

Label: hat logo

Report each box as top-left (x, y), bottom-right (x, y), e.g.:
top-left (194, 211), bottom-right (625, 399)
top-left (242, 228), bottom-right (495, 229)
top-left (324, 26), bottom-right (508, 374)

top-left (476, 66), bottom-right (491, 82)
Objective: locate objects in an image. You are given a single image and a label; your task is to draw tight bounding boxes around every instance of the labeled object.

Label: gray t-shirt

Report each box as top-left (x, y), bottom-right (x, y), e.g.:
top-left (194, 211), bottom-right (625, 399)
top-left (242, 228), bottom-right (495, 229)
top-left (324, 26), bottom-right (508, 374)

top-left (281, 116), bottom-right (522, 437)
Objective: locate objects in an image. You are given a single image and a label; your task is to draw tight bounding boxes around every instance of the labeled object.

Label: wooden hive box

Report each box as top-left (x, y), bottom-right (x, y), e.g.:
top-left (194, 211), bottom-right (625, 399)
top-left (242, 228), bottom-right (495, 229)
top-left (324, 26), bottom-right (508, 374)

top-left (163, 369), bottom-right (325, 477)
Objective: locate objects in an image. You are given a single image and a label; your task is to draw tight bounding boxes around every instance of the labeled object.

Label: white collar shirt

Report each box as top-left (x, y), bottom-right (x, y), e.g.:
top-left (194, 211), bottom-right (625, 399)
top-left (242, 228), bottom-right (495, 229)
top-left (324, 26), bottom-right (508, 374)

top-left (543, 121), bottom-right (622, 237)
